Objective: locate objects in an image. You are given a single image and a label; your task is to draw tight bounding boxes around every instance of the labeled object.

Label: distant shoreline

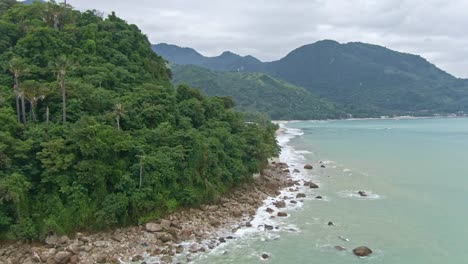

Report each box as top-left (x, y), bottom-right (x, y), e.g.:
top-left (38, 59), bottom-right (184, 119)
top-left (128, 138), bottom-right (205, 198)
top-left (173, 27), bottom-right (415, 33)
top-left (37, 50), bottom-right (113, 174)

top-left (273, 114), bottom-right (468, 123)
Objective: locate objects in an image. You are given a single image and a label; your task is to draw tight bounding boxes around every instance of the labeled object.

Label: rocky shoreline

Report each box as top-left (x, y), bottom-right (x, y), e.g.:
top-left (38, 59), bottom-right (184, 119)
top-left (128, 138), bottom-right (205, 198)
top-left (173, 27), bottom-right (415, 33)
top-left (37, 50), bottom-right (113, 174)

top-left (0, 156), bottom-right (309, 264)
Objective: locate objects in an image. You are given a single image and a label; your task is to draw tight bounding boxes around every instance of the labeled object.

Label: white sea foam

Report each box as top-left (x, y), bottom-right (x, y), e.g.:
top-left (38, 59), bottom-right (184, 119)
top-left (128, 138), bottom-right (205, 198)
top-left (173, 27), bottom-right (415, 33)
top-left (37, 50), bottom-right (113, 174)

top-left (337, 190), bottom-right (382, 200)
top-left (234, 123), bottom-right (316, 240)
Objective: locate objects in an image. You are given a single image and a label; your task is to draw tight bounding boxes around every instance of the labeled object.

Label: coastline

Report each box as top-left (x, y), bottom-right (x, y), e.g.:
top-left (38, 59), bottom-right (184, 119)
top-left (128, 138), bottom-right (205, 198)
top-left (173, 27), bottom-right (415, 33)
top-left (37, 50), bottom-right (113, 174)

top-left (0, 124), bottom-right (311, 264)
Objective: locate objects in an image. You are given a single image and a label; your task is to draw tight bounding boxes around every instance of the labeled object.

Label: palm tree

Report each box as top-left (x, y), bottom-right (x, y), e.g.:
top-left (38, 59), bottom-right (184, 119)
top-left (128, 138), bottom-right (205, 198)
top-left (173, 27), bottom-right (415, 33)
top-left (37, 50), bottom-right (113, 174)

top-left (7, 58), bottom-right (30, 124)
top-left (113, 103), bottom-right (125, 130)
top-left (21, 81), bottom-right (47, 123)
top-left (51, 55), bottom-right (74, 124)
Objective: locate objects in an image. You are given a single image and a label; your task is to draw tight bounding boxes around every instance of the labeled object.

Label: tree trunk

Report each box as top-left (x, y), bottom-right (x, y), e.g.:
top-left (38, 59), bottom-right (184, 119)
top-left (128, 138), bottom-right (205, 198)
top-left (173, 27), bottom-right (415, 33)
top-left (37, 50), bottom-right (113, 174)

top-left (30, 101), bottom-right (35, 122)
top-left (116, 116), bottom-right (120, 130)
top-left (14, 76), bottom-right (20, 123)
top-left (15, 95), bottom-right (20, 123)
top-left (46, 106), bottom-right (50, 128)
top-left (61, 76), bottom-right (66, 124)
top-left (20, 94), bottom-right (26, 125)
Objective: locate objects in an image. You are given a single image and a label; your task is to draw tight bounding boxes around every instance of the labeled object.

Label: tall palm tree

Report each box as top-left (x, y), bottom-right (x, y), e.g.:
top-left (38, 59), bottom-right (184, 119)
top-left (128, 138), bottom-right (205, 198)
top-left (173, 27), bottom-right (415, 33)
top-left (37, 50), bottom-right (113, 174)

top-left (21, 81), bottom-right (47, 123)
top-left (51, 55), bottom-right (74, 124)
top-left (113, 103), bottom-right (125, 130)
top-left (7, 58), bottom-right (29, 124)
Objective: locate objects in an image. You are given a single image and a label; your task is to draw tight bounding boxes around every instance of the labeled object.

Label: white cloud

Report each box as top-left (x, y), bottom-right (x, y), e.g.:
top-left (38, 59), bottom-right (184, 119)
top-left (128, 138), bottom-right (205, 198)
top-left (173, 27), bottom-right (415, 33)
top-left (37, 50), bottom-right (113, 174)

top-left (64, 0), bottom-right (468, 78)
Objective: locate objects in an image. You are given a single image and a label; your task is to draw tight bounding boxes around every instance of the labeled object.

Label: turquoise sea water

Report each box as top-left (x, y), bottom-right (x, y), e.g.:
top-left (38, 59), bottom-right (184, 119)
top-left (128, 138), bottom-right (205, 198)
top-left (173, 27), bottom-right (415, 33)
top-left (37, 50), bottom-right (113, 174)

top-left (192, 117), bottom-right (468, 264)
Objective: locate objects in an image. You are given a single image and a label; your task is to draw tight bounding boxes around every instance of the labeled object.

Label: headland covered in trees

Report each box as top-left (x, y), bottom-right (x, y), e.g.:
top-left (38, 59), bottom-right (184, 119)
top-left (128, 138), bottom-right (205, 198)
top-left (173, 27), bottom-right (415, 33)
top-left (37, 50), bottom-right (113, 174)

top-left (0, 0), bottom-right (279, 247)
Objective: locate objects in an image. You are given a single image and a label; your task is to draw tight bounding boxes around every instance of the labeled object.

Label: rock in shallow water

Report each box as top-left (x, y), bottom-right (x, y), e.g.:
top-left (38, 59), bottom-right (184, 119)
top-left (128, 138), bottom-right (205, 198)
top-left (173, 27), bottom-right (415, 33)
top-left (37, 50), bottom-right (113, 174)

top-left (277, 212), bottom-right (288, 217)
top-left (353, 246), bottom-right (373, 257)
top-left (358, 191), bottom-right (368, 197)
top-left (261, 253), bottom-right (270, 259)
top-left (304, 164), bottom-right (313, 169)
top-left (296, 193), bottom-right (306, 198)
top-left (273, 201), bottom-right (286, 208)
top-left (334, 245), bottom-right (346, 251)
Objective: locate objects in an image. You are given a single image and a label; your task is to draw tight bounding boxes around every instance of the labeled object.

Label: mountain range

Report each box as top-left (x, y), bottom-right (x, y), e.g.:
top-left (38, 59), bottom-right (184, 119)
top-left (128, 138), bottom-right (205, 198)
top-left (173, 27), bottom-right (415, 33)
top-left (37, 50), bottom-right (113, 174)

top-left (153, 40), bottom-right (468, 118)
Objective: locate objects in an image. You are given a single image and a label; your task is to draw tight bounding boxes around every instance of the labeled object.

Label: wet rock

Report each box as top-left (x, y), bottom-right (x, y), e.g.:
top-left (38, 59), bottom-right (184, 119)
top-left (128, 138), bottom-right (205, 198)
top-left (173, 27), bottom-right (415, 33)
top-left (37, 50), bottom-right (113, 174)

top-left (266, 207), bottom-right (274, 214)
top-left (315, 196), bottom-right (323, 199)
top-left (54, 251), bottom-right (72, 264)
top-left (131, 255), bottom-right (144, 262)
top-left (262, 253), bottom-right (270, 259)
top-left (219, 237), bottom-right (226, 243)
top-left (293, 169), bottom-right (300, 173)
top-left (328, 221), bottom-right (334, 226)
top-left (304, 164), bottom-right (313, 169)
top-left (176, 245), bottom-right (184, 254)
top-left (277, 162), bottom-right (288, 169)
top-left (160, 256), bottom-right (172, 263)
top-left (353, 246), bottom-right (373, 257)
top-left (321, 165), bottom-right (326, 168)
top-left (283, 169), bottom-right (290, 173)
top-left (246, 222), bottom-right (253, 227)
top-left (358, 191), bottom-right (368, 197)
top-left (290, 200), bottom-right (297, 204)
top-left (335, 246), bottom-right (346, 251)
top-left (264, 224), bottom-right (274, 231)
top-left (309, 182), bottom-right (319, 189)
top-left (145, 222), bottom-right (163, 232)
top-left (273, 201), bottom-right (286, 208)
top-left (296, 193), bottom-right (306, 198)
top-left (277, 212), bottom-right (288, 217)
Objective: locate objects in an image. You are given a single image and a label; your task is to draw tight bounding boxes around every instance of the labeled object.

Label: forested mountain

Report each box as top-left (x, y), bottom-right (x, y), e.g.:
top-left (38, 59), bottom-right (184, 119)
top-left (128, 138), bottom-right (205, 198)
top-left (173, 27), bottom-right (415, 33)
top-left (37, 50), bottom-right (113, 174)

top-left (0, 1), bottom-right (278, 240)
top-left (154, 43), bottom-right (264, 72)
top-left (172, 64), bottom-right (344, 120)
top-left (154, 41), bottom-right (468, 117)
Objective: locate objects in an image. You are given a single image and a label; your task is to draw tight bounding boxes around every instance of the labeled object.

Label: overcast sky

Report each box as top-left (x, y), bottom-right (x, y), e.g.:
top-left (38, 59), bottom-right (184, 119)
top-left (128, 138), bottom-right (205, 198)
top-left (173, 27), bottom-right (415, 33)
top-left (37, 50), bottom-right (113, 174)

top-left (63, 0), bottom-right (468, 78)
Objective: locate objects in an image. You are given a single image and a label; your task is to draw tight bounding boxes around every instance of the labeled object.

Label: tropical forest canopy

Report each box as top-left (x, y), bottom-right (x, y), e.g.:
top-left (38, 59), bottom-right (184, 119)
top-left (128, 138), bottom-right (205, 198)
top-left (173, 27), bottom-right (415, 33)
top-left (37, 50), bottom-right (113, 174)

top-left (0, 0), bottom-right (278, 240)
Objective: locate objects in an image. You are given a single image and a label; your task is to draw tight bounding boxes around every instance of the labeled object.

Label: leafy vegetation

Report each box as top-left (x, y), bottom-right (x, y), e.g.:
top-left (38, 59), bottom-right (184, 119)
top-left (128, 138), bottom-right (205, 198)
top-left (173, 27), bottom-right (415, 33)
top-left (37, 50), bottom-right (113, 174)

top-left (0, 1), bottom-right (279, 240)
top-left (154, 41), bottom-right (468, 117)
top-left (172, 64), bottom-right (344, 120)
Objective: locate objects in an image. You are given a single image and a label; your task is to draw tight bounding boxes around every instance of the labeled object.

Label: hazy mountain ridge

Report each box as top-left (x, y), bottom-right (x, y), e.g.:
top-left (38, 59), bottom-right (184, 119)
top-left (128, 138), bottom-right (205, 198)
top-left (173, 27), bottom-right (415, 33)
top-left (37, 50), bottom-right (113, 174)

top-left (153, 41), bottom-right (468, 117)
top-left (171, 64), bottom-right (345, 120)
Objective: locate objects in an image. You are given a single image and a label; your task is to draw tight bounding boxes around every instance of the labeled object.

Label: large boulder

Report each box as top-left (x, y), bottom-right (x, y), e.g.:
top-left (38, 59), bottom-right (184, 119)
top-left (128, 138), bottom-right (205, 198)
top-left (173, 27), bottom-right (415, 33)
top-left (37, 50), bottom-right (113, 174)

top-left (296, 193), bottom-right (306, 198)
top-left (45, 233), bottom-right (58, 245)
top-left (353, 246), bottom-right (373, 257)
top-left (277, 212), bottom-right (288, 217)
top-left (273, 201), bottom-right (286, 208)
top-left (160, 219), bottom-right (172, 230)
top-left (145, 223), bottom-right (163, 232)
top-left (309, 182), bottom-right (319, 189)
top-left (304, 164), bottom-right (313, 169)
top-left (54, 251), bottom-right (72, 264)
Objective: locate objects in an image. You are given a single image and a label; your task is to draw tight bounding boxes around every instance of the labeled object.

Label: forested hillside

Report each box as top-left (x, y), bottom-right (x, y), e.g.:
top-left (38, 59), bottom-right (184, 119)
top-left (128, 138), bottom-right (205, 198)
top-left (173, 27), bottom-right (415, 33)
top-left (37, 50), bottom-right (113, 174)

top-left (172, 64), bottom-right (344, 120)
top-left (154, 41), bottom-right (468, 117)
top-left (0, 1), bottom-right (278, 240)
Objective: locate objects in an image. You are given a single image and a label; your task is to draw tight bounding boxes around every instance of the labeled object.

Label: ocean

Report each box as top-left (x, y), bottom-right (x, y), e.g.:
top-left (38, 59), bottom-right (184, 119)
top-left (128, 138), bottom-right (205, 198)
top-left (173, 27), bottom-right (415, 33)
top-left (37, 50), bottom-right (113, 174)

top-left (191, 117), bottom-right (468, 264)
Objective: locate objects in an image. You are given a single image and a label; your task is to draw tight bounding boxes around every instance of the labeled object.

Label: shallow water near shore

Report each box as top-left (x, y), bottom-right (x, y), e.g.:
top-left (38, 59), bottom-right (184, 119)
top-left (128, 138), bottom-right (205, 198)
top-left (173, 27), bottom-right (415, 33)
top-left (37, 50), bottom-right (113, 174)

top-left (193, 117), bottom-right (468, 264)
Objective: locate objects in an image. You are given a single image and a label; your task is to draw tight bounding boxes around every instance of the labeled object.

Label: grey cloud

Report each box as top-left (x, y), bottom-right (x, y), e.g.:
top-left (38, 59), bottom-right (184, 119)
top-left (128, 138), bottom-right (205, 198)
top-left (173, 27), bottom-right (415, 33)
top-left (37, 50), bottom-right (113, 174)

top-left (64, 0), bottom-right (468, 77)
